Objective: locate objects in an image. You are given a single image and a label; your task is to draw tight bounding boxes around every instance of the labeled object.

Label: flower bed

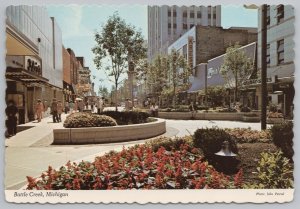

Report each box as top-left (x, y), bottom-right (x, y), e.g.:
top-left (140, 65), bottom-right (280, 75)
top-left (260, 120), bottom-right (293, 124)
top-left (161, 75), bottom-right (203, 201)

top-left (224, 128), bottom-right (271, 143)
top-left (26, 143), bottom-right (243, 190)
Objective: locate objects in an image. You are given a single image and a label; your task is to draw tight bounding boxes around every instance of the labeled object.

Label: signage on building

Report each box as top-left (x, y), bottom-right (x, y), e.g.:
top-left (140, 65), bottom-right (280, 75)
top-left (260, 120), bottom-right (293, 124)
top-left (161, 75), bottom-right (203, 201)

top-left (6, 56), bottom-right (25, 68)
top-left (25, 56), bottom-right (42, 76)
top-left (242, 77), bottom-right (272, 86)
top-left (207, 67), bottom-right (220, 78)
top-left (188, 36), bottom-right (193, 68)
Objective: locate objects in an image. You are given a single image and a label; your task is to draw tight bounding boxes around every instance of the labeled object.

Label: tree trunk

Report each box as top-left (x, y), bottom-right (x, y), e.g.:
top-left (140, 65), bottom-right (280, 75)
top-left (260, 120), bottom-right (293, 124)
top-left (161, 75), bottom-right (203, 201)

top-left (173, 85), bottom-right (176, 107)
top-left (235, 70), bottom-right (238, 102)
top-left (115, 82), bottom-right (118, 112)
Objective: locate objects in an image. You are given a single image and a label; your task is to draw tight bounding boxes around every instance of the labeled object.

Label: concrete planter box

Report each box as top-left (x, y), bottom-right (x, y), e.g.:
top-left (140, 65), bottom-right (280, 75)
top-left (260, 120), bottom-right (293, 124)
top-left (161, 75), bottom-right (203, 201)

top-left (267, 118), bottom-right (284, 124)
top-left (158, 112), bottom-right (244, 121)
top-left (53, 118), bottom-right (166, 144)
top-left (242, 115), bottom-right (261, 122)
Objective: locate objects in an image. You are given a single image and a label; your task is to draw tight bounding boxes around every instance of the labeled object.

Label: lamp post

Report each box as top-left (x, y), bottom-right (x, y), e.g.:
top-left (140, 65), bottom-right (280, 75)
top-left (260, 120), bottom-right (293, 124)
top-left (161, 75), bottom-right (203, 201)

top-left (244, 4), bottom-right (268, 130)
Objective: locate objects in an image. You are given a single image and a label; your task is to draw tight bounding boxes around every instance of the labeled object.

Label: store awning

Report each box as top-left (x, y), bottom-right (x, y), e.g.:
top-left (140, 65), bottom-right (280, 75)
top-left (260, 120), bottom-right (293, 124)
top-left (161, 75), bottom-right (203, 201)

top-left (6, 67), bottom-right (48, 84)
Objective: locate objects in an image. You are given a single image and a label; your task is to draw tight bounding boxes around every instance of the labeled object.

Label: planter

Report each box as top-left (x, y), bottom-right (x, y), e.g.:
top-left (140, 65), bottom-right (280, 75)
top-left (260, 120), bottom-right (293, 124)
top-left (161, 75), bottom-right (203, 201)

top-left (53, 118), bottom-right (166, 144)
top-left (242, 115), bottom-right (260, 122)
top-left (267, 117), bottom-right (284, 124)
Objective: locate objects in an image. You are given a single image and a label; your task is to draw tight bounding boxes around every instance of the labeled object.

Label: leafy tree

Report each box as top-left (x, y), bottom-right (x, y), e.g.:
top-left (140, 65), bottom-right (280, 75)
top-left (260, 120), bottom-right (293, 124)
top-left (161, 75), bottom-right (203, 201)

top-left (98, 85), bottom-right (109, 98)
top-left (206, 86), bottom-right (226, 107)
top-left (220, 43), bottom-right (254, 102)
top-left (92, 12), bottom-right (146, 111)
top-left (169, 49), bottom-right (191, 106)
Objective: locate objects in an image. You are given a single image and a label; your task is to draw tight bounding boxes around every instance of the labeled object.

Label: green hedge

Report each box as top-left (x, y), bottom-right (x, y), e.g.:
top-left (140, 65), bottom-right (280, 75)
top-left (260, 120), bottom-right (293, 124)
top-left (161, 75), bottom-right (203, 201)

top-left (64, 112), bottom-right (117, 128)
top-left (100, 111), bottom-right (150, 125)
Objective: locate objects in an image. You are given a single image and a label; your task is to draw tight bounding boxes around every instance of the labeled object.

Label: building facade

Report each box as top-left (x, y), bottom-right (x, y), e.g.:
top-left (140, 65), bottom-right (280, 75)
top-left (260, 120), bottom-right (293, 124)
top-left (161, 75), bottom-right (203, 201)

top-left (256, 5), bottom-right (294, 117)
top-left (6, 6), bottom-right (63, 123)
top-left (148, 5), bottom-right (221, 61)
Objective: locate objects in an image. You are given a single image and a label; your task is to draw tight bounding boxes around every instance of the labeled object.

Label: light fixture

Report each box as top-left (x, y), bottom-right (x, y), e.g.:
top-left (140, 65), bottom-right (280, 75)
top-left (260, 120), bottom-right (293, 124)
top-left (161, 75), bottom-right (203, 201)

top-left (215, 141), bottom-right (237, 157)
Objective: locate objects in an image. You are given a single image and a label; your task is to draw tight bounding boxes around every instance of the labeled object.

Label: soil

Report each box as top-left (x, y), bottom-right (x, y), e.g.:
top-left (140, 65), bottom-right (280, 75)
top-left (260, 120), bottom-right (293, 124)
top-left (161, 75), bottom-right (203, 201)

top-left (235, 143), bottom-right (279, 184)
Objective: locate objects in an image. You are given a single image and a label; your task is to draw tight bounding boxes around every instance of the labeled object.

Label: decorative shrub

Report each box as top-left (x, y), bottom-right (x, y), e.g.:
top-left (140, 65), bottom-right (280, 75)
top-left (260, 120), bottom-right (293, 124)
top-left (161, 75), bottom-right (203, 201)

top-left (243, 151), bottom-right (293, 189)
top-left (26, 144), bottom-right (243, 190)
top-left (146, 136), bottom-right (193, 152)
top-left (268, 103), bottom-right (278, 113)
top-left (64, 112), bottom-right (117, 128)
top-left (240, 106), bottom-right (251, 112)
top-left (267, 112), bottom-right (284, 118)
top-left (225, 128), bottom-right (271, 143)
top-left (100, 111), bottom-right (150, 125)
top-left (193, 127), bottom-right (238, 158)
top-left (271, 121), bottom-right (294, 160)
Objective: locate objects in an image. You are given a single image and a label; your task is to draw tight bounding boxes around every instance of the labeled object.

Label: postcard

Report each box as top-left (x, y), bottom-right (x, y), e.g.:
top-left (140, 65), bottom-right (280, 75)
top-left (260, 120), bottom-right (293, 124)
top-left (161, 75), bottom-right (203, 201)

top-left (4, 3), bottom-right (294, 203)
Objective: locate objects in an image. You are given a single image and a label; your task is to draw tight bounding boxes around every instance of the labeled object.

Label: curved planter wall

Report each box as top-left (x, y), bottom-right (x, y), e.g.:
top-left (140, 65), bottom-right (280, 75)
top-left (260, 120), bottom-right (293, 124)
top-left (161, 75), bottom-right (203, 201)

top-left (158, 112), bottom-right (261, 121)
top-left (53, 118), bottom-right (166, 144)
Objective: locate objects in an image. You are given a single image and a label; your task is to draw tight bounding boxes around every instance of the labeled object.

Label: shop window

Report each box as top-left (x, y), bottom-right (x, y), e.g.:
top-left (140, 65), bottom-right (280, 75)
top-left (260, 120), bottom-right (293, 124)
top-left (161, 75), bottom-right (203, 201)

top-left (277, 5), bottom-right (284, 24)
top-left (277, 39), bottom-right (284, 65)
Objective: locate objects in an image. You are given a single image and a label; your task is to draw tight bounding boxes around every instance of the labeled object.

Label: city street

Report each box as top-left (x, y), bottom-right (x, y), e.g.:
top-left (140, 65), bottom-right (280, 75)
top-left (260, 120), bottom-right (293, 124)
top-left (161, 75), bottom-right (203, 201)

top-left (5, 108), bottom-right (271, 190)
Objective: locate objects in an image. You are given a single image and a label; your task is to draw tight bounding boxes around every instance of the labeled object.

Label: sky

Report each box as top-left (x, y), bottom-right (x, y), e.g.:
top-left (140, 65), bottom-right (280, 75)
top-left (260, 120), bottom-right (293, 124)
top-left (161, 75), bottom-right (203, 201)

top-left (47, 5), bottom-right (258, 94)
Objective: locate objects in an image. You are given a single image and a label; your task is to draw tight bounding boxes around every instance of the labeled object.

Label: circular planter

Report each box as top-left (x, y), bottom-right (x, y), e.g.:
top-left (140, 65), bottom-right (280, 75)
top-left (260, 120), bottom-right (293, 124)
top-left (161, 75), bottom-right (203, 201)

top-left (242, 115), bottom-right (260, 122)
top-left (53, 118), bottom-right (166, 144)
top-left (267, 117), bottom-right (284, 124)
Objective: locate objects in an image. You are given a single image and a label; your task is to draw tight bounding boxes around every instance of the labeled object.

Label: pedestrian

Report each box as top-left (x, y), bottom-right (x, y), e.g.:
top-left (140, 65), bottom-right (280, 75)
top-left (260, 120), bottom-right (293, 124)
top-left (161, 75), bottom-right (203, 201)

top-left (5, 100), bottom-right (18, 137)
top-left (125, 99), bottom-right (130, 111)
top-left (128, 99), bottom-right (133, 111)
top-left (97, 97), bottom-right (104, 114)
top-left (78, 100), bottom-right (84, 112)
top-left (51, 98), bottom-right (59, 123)
top-left (100, 97), bottom-right (105, 113)
top-left (74, 100), bottom-right (78, 112)
top-left (69, 100), bottom-right (74, 112)
top-left (154, 103), bottom-right (159, 117)
top-left (35, 99), bottom-right (44, 122)
top-left (57, 100), bottom-right (63, 122)
top-left (64, 101), bottom-right (69, 114)
top-left (91, 101), bottom-right (94, 112)
top-left (150, 103), bottom-right (155, 116)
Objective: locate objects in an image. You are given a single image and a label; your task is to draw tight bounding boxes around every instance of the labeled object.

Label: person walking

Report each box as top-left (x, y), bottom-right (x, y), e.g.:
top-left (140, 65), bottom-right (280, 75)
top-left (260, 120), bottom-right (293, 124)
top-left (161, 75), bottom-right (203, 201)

top-left (35, 99), bottom-right (44, 122)
top-left (64, 101), bottom-right (69, 114)
top-left (57, 100), bottom-right (63, 122)
top-left (51, 98), bottom-right (59, 123)
top-left (78, 100), bottom-right (84, 112)
top-left (96, 97), bottom-right (104, 114)
top-left (5, 100), bottom-right (18, 137)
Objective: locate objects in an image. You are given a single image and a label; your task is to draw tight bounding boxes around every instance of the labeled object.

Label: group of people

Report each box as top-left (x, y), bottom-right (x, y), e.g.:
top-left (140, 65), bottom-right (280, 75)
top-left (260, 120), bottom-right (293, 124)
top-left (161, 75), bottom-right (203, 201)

top-left (35, 99), bottom-right (64, 123)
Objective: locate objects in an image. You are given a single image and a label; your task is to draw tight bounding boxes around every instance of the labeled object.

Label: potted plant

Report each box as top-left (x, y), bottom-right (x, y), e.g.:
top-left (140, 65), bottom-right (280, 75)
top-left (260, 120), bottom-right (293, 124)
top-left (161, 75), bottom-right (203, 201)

top-left (267, 112), bottom-right (284, 124)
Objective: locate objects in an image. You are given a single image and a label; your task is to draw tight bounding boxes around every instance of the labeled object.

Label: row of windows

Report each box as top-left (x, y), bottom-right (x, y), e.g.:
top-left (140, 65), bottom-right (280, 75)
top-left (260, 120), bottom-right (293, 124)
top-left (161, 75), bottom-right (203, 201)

top-left (266, 39), bottom-right (284, 66)
top-left (168, 23), bottom-right (196, 30)
top-left (266, 5), bottom-right (285, 26)
top-left (168, 9), bottom-right (217, 19)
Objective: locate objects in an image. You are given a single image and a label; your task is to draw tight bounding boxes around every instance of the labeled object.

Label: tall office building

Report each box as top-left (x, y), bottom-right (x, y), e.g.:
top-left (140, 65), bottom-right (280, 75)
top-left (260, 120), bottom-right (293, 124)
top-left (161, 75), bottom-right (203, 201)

top-left (148, 5), bottom-right (221, 61)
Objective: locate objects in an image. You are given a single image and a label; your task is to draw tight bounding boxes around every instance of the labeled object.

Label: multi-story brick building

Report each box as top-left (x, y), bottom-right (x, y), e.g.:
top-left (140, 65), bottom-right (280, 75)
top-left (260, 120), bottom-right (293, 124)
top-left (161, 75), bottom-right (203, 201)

top-left (148, 5), bottom-right (221, 61)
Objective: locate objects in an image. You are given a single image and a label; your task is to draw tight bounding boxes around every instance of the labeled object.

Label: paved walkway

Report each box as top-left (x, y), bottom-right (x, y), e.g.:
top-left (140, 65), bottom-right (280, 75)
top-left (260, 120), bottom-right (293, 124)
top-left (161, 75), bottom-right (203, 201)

top-left (5, 110), bottom-right (271, 190)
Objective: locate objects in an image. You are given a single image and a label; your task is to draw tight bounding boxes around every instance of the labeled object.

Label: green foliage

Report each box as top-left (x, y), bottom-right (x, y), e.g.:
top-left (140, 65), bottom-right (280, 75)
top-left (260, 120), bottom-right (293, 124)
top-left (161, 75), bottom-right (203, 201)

top-left (146, 136), bottom-right (194, 152)
top-left (225, 128), bottom-right (271, 143)
top-left (271, 121), bottom-right (294, 160)
top-left (100, 111), bottom-right (150, 125)
top-left (206, 86), bottom-right (226, 107)
top-left (64, 112), bottom-right (117, 128)
top-left (220, 43), bottom-right (254, 101)
top-left (244, 151), bottom-right (293, 189)
top-left (193, 127), bottom-right (238, 158)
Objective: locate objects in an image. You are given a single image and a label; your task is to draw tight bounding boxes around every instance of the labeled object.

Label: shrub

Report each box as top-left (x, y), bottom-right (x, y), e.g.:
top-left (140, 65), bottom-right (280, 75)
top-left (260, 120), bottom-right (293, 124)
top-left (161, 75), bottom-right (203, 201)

top-left (26, 144), bottom-right (244, 190)
top-left (244, 151), bottom-right (293, 189)
top-left (240, 106), bottom-right (251, 112)
top-left (268, 103), bottom-right (278, 113)
top-left (196, 106), bottom-right (209, 111)
top-left (267, 112), bottom-right (284, 118)
top-left (271, 121), bottom-right (294, 160)
top-left (193, 127), bottom-right (238, 158)
top-left (64, 112), bottom-right (117, 128)
top-left (146, 136), bottom-right (193, 152)
top-left (101, 111), bottom-right (150, 125)
top-left (225, 128), bottom-right (271, 143)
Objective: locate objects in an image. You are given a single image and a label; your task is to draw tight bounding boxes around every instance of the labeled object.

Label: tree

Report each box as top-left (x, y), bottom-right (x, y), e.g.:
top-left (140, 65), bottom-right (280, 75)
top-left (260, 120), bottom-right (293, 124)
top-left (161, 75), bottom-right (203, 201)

top-left (98, 85), bottom-right (109, 98)
top-left (206, 86), bottom-right (226, 107)
top-left (220, 43), bottom-right (254, 102)
top-left (169, 49), bottom-right (191, 106)
top-left (92, 12), bottom-right (146, 111)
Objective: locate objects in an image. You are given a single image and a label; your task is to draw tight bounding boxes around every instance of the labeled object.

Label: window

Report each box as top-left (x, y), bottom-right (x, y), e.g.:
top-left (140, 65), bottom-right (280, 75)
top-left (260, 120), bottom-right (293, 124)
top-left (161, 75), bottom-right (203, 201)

top-left (266, 44), bottom-right (270, 66)
top-left (168, 9), bottom-right (171, 17)
top-left (183, 11), bottom-right (187, 18)
top-left (277, 39), bottom-right (284, 65)
top-left (190, 24), bottom-right (194, 29)
top-left (208, 13), bottom-right (211, 19)
top-left (190, 11), bottom-right (194, 18)
top-left (213, 6), bottom-right (217, 19)
top-left (173, 23), bottom-right (177, 28)
top-left (197, 11), bottom-right (201, 18)
top-left (277, 5), bottom-right (284, 24)
top-left (183, 23), bottom-right (187, 30)
top-left (267, 5), bottom-right (270, 26)
top-left (173, 10), bottom-right (177, 17)
top-left (168, 23), bottom-right (171, 28)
